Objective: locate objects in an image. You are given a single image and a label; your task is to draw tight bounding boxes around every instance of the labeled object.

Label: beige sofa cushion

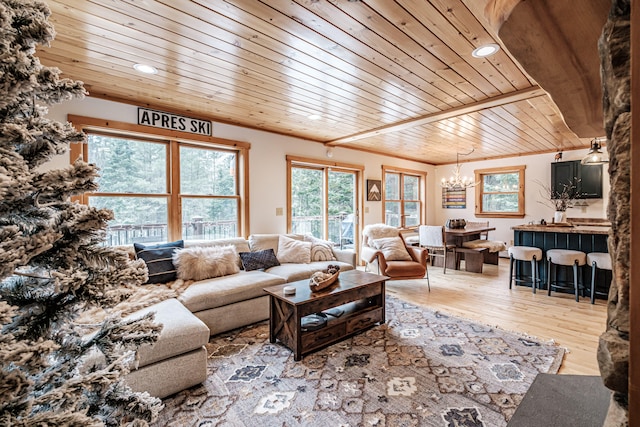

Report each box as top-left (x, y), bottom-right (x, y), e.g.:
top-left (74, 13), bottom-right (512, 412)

top-left (178, 270), bottom-right (285, 312)
top-left (249, 233), bottom-right (303, 254)
top-left (124, 298), bottom-right (210, 367)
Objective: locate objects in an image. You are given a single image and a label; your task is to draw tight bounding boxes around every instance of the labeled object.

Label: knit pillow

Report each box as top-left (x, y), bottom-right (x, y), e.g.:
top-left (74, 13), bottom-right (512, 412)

top-left (172, 245), bottom-right (239, 281)
top-left (372, 236), bottom-right (412, 261)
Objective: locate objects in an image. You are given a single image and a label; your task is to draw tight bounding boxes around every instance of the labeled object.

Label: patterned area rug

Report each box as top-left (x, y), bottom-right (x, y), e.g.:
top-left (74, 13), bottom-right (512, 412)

top-left (153, 297), bottom-right (564, 426)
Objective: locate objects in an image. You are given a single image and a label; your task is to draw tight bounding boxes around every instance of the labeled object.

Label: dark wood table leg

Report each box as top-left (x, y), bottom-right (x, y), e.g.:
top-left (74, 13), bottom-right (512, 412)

top-left (269, 296), bottom-right (276, 343)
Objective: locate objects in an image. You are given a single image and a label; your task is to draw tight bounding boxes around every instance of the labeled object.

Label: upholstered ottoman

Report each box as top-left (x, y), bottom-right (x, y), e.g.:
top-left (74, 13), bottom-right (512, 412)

top-left (124, 298), bottom-right (210, 398)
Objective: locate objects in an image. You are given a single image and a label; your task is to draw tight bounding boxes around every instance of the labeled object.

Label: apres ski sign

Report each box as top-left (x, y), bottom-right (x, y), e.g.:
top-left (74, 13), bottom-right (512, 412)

top-left (138, 108), bottom-right (212, 136)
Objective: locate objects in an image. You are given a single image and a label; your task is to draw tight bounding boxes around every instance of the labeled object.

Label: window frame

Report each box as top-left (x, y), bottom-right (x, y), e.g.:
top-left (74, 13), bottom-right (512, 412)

top-left (381, 165), bottom-right (427, 228)
top-left (69, 115), bottom-right (250, 243)
top-left (286, 155), bottom-right (363, 253)
top-left (474, 165), bottom-right (526, 218)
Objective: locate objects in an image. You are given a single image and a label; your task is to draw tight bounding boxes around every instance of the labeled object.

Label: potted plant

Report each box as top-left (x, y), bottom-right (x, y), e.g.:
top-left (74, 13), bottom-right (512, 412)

top-left (537, 180), bottom-right (579, 224)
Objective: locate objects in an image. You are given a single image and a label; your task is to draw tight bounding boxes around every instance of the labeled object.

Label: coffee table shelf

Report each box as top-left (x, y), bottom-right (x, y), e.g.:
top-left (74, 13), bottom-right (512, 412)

top-left (263, 270), bottom-right (388, 361)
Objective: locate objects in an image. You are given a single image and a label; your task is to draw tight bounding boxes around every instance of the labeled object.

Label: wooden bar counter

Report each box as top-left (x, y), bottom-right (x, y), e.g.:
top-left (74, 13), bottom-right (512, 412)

top-left (512, 220), bottom-right (611, 299)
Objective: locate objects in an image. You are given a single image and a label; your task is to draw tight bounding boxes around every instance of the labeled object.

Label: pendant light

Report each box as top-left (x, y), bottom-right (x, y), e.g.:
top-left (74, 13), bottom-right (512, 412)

top-left (581, 137), bottom-right (608, 165)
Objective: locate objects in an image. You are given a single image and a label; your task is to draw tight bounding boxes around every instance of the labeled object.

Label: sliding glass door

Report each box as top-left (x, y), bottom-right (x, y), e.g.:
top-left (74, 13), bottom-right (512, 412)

top-left (289, 164), bottom-right (358, 249)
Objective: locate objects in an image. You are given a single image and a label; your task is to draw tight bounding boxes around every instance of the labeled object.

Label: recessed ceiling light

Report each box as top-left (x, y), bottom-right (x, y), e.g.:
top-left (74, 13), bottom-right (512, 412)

top-left (307, 114), bottom-right (321, 120)
top-left (133, 63), bottom-right (158, 74)
top-left (471, 43), bottom-right (500, 58)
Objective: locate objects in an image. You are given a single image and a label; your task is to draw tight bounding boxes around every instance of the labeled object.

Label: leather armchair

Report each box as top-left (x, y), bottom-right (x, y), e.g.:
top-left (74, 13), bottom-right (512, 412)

top-left (361, 224), bottom-right (429, 286)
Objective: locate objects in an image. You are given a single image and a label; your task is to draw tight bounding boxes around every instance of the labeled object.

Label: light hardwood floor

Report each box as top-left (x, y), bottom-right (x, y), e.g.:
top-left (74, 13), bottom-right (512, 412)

top-left (376, 258), bottom-right (608, 376)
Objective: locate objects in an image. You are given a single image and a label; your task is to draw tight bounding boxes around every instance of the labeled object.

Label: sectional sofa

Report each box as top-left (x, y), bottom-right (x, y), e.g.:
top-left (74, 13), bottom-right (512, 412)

top-left (117, 233), bottom-right (356, 398)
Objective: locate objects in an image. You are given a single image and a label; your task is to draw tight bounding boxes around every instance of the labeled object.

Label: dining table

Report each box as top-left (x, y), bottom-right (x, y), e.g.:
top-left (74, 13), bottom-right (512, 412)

top-left (444, 225), bottom-right (496, 246)
top-left (443, 224), bottom-right (497, 271)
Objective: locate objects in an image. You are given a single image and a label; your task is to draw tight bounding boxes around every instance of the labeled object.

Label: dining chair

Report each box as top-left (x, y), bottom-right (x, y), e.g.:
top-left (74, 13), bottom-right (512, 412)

top-left (418, 225), bottom-right (457, 274)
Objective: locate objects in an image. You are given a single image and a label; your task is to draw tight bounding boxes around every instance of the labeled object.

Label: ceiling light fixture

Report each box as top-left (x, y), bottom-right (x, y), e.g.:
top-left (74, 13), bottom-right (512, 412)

top-left (440, 148), bottom-right (479, 191)
top-left (133, 63), bottom-right (158, 74)
top-left (471, 43), bottom-right (500, 58)
top-left (307, 114), bottom-right (321, 120)
top-left (581, 137), bottom-right (609, 165)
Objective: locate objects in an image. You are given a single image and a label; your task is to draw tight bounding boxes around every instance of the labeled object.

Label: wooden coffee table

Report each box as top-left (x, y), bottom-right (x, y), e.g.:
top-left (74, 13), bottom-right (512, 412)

top-left (263, 270), bottom-right (388, 361)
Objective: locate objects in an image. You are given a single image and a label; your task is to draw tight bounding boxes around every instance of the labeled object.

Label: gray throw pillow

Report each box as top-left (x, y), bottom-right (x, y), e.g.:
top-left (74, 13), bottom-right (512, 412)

top-left (239, 249), bottom-right (280, 271)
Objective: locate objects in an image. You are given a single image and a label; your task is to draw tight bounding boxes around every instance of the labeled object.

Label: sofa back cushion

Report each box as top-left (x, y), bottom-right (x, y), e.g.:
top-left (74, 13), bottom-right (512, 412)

top-left (248, 234), bottom-right (303, 254)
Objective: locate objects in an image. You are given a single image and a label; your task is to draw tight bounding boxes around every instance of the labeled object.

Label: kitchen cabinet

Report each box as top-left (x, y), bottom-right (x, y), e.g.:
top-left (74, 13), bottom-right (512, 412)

top-left (551, 160), bottom-right (603, 199)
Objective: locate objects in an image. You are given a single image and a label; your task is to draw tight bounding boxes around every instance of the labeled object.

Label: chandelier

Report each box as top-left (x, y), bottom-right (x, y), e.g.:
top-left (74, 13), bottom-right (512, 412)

top-left (440, 149), bottom-right (479, 191)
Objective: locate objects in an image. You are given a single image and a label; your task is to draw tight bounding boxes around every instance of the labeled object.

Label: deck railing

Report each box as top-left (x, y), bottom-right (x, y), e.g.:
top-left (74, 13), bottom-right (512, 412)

top-left (105, 220), bottom-right (237, 245)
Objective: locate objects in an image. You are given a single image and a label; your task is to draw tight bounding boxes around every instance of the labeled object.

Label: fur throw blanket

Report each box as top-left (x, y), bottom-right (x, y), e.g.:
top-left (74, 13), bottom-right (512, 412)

top-left (362, 223), bottom-right (399, 241)
top-left (77, 279), bottom-right (193, 326)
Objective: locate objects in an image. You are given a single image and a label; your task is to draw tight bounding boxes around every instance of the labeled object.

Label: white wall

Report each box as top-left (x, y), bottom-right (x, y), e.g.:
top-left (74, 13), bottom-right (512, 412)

top-left (433, 152), bottom-right (610, 246)
top-left (46, 97), bottom-right (435, 234)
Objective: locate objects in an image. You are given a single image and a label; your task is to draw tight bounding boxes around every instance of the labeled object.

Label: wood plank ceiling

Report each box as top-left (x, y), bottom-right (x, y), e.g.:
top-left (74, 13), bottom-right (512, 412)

top-left (38, 0), bottom-right (603, 165)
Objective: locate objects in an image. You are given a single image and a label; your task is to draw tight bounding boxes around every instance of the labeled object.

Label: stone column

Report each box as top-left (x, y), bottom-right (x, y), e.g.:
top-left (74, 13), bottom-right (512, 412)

top-left (597, 0), bottom-right (630, 425)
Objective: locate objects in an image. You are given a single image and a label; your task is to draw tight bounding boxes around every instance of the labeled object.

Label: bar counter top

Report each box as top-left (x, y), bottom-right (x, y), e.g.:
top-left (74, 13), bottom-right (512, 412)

top-left (511, 224), bottom-right (611, 235)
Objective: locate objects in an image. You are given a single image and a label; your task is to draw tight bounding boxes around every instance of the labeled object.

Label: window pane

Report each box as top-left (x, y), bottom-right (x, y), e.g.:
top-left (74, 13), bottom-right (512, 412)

top-left (482, 193), bottom-right (519, 212)
top-left (483, 172), bottom-right (519, 193)
top-left (403, 175), bottom-right (419, 200)
top-left (181, 198), bottom-right (237, 240)
top-left (88, 135), bottom-right (166, 194)
top-left (328, 171), bottom-right (356, 247)
top-left (404, 201), bottom-right (420, 227)
top-left (180, 146), bottom-right (236, 196)
top-left (89, 196), bottom-right (168, 245)
top-left (385, 202), bottom-right (401, 227)
top-left (385, 173), bottom-right (400, 200)
top-left (291, 168), bottom-right (323, 236)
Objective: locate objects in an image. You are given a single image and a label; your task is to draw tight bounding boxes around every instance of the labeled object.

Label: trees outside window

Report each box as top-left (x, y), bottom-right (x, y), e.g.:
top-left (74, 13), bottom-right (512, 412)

top-left (474, 165), bottom-right (526, 218)
top-left (82, 132), bottom-right (242, 245)
top-left (382, 166), bottom-right (425, 228)
top-left (287, 157), bottom-right (361, 249)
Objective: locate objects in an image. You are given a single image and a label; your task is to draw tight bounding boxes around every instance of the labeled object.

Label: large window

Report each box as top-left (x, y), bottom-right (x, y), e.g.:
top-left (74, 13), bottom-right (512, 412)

top-left (71, 116), bottom-right (248, 245)
top-left (474, 165), bottom-right (525, 218)
top-left (287, 156), bottom-right (362, 249)
top-left (382, 166), bottom-right (425, 228)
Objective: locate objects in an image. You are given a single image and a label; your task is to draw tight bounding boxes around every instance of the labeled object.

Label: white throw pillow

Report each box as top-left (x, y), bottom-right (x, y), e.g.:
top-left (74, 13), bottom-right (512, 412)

top-left (372, 236), bottom-right (412, 261)
top-left (277, 235), bottom-right (311, 264)
top-left (172, 245), bottom-right (240, 281)
top-left (304, 235), bottom-right (337, 261)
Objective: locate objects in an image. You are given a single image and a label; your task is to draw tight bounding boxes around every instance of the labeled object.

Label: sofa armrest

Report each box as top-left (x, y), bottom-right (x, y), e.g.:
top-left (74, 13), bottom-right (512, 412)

top-left (333, 248), bottom-right (356, 266)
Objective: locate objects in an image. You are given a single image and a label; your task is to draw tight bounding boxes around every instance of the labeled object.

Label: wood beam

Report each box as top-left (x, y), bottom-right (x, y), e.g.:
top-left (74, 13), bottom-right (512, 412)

top-left (326, 86), bottom-right (545, 145)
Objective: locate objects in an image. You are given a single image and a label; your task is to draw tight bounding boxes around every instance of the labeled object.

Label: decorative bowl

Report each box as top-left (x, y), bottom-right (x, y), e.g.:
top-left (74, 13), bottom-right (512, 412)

top-left (309, 265), bottom-right (341, 292)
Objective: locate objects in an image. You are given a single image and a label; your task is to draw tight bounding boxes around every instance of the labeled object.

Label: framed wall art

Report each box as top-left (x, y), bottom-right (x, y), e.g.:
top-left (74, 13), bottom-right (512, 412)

top-left (442, 188), bottom-right (466, 209)
top-left (367, 179), bottom-right (381, 201)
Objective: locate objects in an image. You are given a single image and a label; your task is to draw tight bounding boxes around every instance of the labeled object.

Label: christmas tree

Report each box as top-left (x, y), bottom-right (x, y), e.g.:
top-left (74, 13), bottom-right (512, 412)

top-left (0, 1), bottom-right (163, 425)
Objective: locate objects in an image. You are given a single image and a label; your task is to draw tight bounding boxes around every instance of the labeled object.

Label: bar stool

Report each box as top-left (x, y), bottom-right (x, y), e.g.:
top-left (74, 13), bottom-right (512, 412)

top-left (508, 246), bottom-right (543, 293)
top-left (587, 252), bottom-right (612, 304)
top-left (546, 249), bottom-right (587, 302)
